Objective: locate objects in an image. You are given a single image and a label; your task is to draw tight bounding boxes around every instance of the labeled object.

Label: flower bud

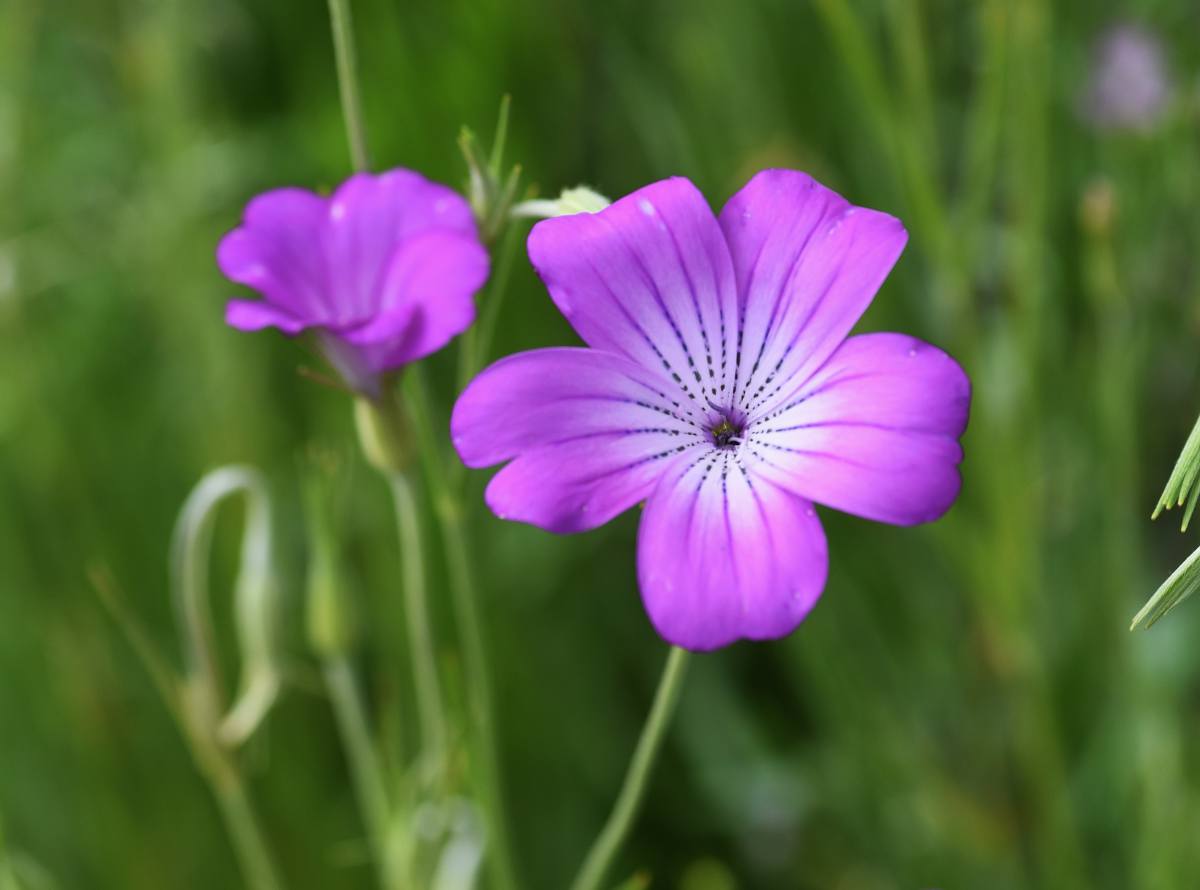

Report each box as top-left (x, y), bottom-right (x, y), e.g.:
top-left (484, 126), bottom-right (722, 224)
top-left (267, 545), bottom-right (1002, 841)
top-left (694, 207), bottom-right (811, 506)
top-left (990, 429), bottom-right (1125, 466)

top-left (511, 186), bottom-right (611, 220)
top-left (459, 96), bottom-right (523, 242)
top-left (355, 394), bottom-right (412, 474)
top-left (303, 448), bottom-right (359, 658)
top-left (1079, 179), bottom-right (1116, 237)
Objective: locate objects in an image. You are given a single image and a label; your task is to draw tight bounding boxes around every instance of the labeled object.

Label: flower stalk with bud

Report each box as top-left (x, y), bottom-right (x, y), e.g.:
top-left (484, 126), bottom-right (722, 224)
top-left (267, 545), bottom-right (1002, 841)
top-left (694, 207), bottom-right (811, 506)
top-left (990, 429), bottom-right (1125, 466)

top-left (216, 11), bottom-right (524, 886)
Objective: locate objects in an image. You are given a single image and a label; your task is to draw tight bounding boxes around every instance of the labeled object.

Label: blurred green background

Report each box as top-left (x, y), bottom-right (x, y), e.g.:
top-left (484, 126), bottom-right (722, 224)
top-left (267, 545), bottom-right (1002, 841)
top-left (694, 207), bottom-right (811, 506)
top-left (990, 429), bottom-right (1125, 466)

top-left (6, 0), bottom-right (1200, 887)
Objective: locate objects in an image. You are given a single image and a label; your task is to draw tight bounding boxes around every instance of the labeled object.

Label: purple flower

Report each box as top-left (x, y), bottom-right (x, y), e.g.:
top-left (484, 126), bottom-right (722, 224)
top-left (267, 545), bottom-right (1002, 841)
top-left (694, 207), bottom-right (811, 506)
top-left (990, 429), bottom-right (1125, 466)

top-left (452, 171), bottom-right (970, 651)
top-left (1083, 23), bottom-right (1171, 132)
top-left (219, 169), bottom-right (489, 393)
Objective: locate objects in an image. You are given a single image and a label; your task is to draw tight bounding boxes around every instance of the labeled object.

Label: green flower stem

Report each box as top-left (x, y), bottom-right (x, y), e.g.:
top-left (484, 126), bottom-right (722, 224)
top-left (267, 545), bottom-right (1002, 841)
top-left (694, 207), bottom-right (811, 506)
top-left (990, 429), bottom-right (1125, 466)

top-left (326, 0), bottom-right (370, 172)
top-left (440, 501), bottom-right (513, 885)
top-left (438, 214), bottom-right (524, 887)
top-left (93, 569), bottom-right (286, 890)
top-left (810, 0), bottom-right (962, 331)
top-left (327, 0), bottom-right (446, 788)
top-left (305, 456), bottom-right (401, 888)
top-left (569, 647), bottom-right (690, 890)
top-left (354, 393), bottom-right (448, 777)
top-left (323, 655), bottom-right (401, 889)
top-left (958, 0), bottom-right (1008, 301)
top-left (388, 470), bottom-right (447, 774)
top-left (166, 469), bottom-right (288, 890)
top-left (186, 681), bottom-right (287, 890)
top-left (884, 0), bottom-right (939, 172)
top-left (402, 368), bottom-right (518, 890)
top-left (323, 0), bottom-right (510, 879)
top-left (208, 762), bottom-right (287, 890)
top-left (457, 219), bottom-right (523, 392)
top-left (0, 833), bottom-right (18, 890)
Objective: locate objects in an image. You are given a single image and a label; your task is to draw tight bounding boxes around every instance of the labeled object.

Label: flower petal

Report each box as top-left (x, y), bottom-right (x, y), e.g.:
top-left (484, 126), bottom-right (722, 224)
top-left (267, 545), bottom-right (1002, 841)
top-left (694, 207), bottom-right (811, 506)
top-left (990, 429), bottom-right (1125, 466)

top-left (746, 333), bottom-right (969, 525)
top-left (217, 187), bottom-right (329, 318)
top-left (224, 299), bottom-right (309, 334)
top-left (718, 169), bottom-right (908, 417)
top-left (452, 347), bottom-right (703, 468)
top-left (340, 230), bottom-right (489, 371)
top-left (454, 348), bottom-right (709, 533)
top-left (527, 177), bottom-right (740, 418)
top-left (484, 436), bottom-right (698, 535)
top-left (322, 171), bottom-right (478, 324)
top-left (638, 455), bottom-right (828, 651)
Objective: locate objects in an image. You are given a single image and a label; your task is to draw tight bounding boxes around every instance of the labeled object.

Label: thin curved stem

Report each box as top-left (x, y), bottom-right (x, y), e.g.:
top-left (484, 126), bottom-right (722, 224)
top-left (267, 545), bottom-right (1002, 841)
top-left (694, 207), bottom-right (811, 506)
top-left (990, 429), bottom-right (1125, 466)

top-left (323, 655), bottom-right (398, 889)
top-left (326, 0), bottom-right (370, 172)
top-left (569, 647), bottom-right (690, 890)
top-left (389, 471), bottom-right (447, 775)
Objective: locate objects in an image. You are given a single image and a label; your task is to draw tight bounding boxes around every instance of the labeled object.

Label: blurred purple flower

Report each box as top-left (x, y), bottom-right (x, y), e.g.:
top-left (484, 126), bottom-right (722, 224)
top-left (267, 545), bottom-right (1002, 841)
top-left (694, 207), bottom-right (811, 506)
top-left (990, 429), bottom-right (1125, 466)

top-left (1084, 22), bottom-right (1171, 131)
top-left (219, 169), bottom-right (488, 393)
top-left (452, 171), bottom-right (970, 650)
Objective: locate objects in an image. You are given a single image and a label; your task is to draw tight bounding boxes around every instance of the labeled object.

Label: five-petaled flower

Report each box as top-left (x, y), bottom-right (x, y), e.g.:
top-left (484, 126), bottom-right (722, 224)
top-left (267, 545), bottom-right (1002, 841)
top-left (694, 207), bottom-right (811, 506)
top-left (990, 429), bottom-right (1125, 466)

top-left (218, 169), bottom-right (489, 395)
top-left (452, 171), bottom-right (970, 651)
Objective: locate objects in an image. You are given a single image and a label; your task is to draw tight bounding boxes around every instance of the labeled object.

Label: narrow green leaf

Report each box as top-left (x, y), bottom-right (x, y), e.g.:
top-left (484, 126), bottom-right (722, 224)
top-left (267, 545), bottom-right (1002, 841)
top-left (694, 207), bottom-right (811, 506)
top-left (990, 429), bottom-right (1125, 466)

top-left (1132, 541), bottom-right (1200, 630)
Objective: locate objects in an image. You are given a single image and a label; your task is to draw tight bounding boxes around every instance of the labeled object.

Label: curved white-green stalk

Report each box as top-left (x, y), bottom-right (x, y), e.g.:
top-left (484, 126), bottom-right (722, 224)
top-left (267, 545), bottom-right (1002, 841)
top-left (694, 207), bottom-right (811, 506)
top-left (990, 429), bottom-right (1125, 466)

top-left (170, 465), bottom-right (282, 746)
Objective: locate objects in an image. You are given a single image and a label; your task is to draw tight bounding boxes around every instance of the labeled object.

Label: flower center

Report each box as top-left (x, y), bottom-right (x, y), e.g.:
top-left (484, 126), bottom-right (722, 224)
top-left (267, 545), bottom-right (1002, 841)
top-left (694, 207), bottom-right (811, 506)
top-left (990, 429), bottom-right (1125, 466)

top-left (709, 417), bottom-right (744, 450)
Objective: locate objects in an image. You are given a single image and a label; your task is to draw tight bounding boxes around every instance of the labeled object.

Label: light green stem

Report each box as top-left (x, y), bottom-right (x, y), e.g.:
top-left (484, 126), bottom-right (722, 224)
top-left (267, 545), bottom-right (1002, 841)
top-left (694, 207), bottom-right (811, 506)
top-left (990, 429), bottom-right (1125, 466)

top-left (404, 370), bottom-right (518, 890)
top-left (388, 471), bottom-right (447, 774)
top-left (457, 220), bottom-right (523, 391)
top-left (886, 0), bottom-right (939, 162)
top-left (323, 0), bottom-right (500, 878)
top-left (810, 0), bottom-right (961, 327)
top-left (0, 808), bottom-right (22, 890)
top-left (326, 0), bottom-right (370, 172)
top-left (569, 647), bottom-right (690, 890)
top-left (442, 506), bottom-right (514, 886)
top-left (210, 766), bottom-right (287, 890)
top-left (323, 656), bottom-right (398, 889)
top-left (93, 568), bottom-right (286, 890)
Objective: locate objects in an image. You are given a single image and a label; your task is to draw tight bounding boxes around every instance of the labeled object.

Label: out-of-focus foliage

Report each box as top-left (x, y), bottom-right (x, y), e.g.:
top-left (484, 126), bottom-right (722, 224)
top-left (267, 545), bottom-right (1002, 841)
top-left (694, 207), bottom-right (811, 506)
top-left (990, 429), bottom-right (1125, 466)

top-left (5, 1), bottom-right (1200, 888)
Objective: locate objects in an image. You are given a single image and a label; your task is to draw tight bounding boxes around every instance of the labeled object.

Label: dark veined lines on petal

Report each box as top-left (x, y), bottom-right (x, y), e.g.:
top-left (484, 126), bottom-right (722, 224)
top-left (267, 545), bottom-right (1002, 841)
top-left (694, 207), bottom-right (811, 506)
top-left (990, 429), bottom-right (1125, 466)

top-left (667, 449), bottom-right (723, 562)
top-left (729, 443), bottom-right (816, 498)
top-left (635, 214), bottom-right (713, 390)
top-left (719, 451), bottom-right (741, 591)
top-left (535, 427), bottom-right (707, 451)
top-left (747, 438), bottom-right (882, 474)
top-left (659, 212), bottom-right (728, 400)
top-left (551, 438), bottom-right (711, 492)
top-left (729, 236), bottom-right (767, 411)
top-left (729, 194), bottom-right (833, 408)
top-left (736, 458), bottom-right (777, 615)
top-left (737, 209), bottom-right (858, 420)
top-left (580, 252), bottom-right (707, 426)
top-left (753, 418), bottom-right (949, 438)
top-left (672, 442), bottom-right (802, 621)
top-left (595, 212), bottom-right (716, 416)
top-left (749, 367), bottom-right (881, 430)
top-left (546, 392), bottom-right (703, 435)
top-left (732, 217), bottom-right (815, 412)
